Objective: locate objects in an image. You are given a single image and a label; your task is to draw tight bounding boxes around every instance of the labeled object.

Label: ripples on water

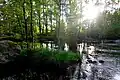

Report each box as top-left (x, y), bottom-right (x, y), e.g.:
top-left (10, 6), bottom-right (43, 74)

top-left (71, 42), bottom-right (120, 80)
top-left (88, 43), bottom-right (120, 80)
top-left (98, 53), bottom-right (120, 80)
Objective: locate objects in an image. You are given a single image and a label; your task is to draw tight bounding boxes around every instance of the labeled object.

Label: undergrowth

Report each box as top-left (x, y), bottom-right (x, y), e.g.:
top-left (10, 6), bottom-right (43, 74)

top-left (20, 48), bottom-right (80, 63)
top-left (0, 48), bottom-right (81, 79)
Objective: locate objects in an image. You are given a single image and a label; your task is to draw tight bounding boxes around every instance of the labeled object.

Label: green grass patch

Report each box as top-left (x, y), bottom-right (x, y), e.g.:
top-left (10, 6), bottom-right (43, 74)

top-left (20, 48), bottom-right (80, 63)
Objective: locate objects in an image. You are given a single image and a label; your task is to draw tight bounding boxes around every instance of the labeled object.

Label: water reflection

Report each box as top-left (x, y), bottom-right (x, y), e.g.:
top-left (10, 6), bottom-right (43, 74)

top-left (87, 46), bottom-right (95, 54)
top-left (42, 43), bottom-right (46, 48)
top-left (64, 43), bottom-right (69, 51)
top-left (77, 43), bottom-right (120, 80)
top-left (48, 43), bottom-right (51, 49)
top-left (114, 73), bottom-right (120, 80)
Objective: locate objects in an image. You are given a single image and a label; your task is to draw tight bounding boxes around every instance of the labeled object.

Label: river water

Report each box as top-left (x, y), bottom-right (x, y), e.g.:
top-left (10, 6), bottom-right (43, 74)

top-left (96, 53), bottom-right (120, 80)
top-left (71, 42), bottom-right (120, 80)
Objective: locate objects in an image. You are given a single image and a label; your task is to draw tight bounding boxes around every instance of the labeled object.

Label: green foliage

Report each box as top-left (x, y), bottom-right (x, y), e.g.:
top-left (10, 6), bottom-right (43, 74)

top-left (55, 51), bottom-right (80, 62)
top-left (0, 0), bottom-right (61, 44)
top-left (86, 9), bottom-right (120, 40)
top-left (8, 41), bottom-right (17, 47)
top-left (20, 48), bottom-right (80, 63)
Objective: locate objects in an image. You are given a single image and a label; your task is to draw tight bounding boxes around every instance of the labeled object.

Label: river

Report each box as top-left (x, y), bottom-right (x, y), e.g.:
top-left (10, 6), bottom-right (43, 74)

top-left (71, 42), bottom-right (120, 80)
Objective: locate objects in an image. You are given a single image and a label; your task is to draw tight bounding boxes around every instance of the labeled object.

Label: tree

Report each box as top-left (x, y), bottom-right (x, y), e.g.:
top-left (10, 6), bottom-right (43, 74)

top-left (65, 0), bottom-right (81, 52)
top-left (86, 8), bottom-right (120, 40)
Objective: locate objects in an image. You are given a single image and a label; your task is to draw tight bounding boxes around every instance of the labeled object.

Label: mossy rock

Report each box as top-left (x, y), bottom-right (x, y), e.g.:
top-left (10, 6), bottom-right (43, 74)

top-left (0, 40), bottom-right (21, 63)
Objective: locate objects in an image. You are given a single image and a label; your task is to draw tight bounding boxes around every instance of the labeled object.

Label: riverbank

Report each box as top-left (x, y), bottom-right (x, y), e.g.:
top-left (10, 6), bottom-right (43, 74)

top-left (0, 41), bottom-right (81, 80)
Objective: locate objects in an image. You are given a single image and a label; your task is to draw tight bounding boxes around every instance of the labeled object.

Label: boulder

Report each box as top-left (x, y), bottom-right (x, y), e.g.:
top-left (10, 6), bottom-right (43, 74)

top-left (0, 40), bottom-right (21, 63)
top-left (99, 60), bottom-right (104, 64)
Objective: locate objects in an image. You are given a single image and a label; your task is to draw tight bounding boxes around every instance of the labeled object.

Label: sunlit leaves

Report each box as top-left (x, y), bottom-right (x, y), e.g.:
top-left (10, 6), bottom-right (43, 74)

top-left (87, 9), bottom-right (120, 39)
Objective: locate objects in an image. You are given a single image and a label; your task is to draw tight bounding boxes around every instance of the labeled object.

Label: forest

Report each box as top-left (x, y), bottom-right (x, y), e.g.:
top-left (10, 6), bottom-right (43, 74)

top-left (0, 0), bottom-right (120, 80)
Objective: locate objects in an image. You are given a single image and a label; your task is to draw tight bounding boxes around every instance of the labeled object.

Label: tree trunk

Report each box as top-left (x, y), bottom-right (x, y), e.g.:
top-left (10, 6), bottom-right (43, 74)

top-left (50, 8), bottom-right (53, 32)
top-left (69, 41), bottom-right (77, 53)
top-left (42, 1), bottom-right (45, 34)
top-left (45, 11), bottom-right (48, 34)
top-left (23, 0), bottom-right (28, 48)
top-left (30, 0), bottom-right (33, 48)
top-left (45, 1), bottom-right (48, 34)
top-left (38, 10), bottom-right (41, 34)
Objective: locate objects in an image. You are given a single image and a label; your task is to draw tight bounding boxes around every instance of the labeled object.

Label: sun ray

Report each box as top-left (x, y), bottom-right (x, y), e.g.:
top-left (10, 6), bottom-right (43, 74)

top-left (83, 3), bottom-right (99, 20)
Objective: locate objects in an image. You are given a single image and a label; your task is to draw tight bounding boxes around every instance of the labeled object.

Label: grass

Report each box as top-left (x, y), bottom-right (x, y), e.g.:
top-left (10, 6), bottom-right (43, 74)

top-left (20, 48), bottom-right (80, 64)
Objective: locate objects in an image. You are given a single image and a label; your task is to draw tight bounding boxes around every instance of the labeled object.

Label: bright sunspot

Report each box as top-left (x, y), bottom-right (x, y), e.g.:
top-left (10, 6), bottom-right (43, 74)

top-left (83, 3), bottom-right (100, 20)
top-left (84, 6), bottom-right (99, 20)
